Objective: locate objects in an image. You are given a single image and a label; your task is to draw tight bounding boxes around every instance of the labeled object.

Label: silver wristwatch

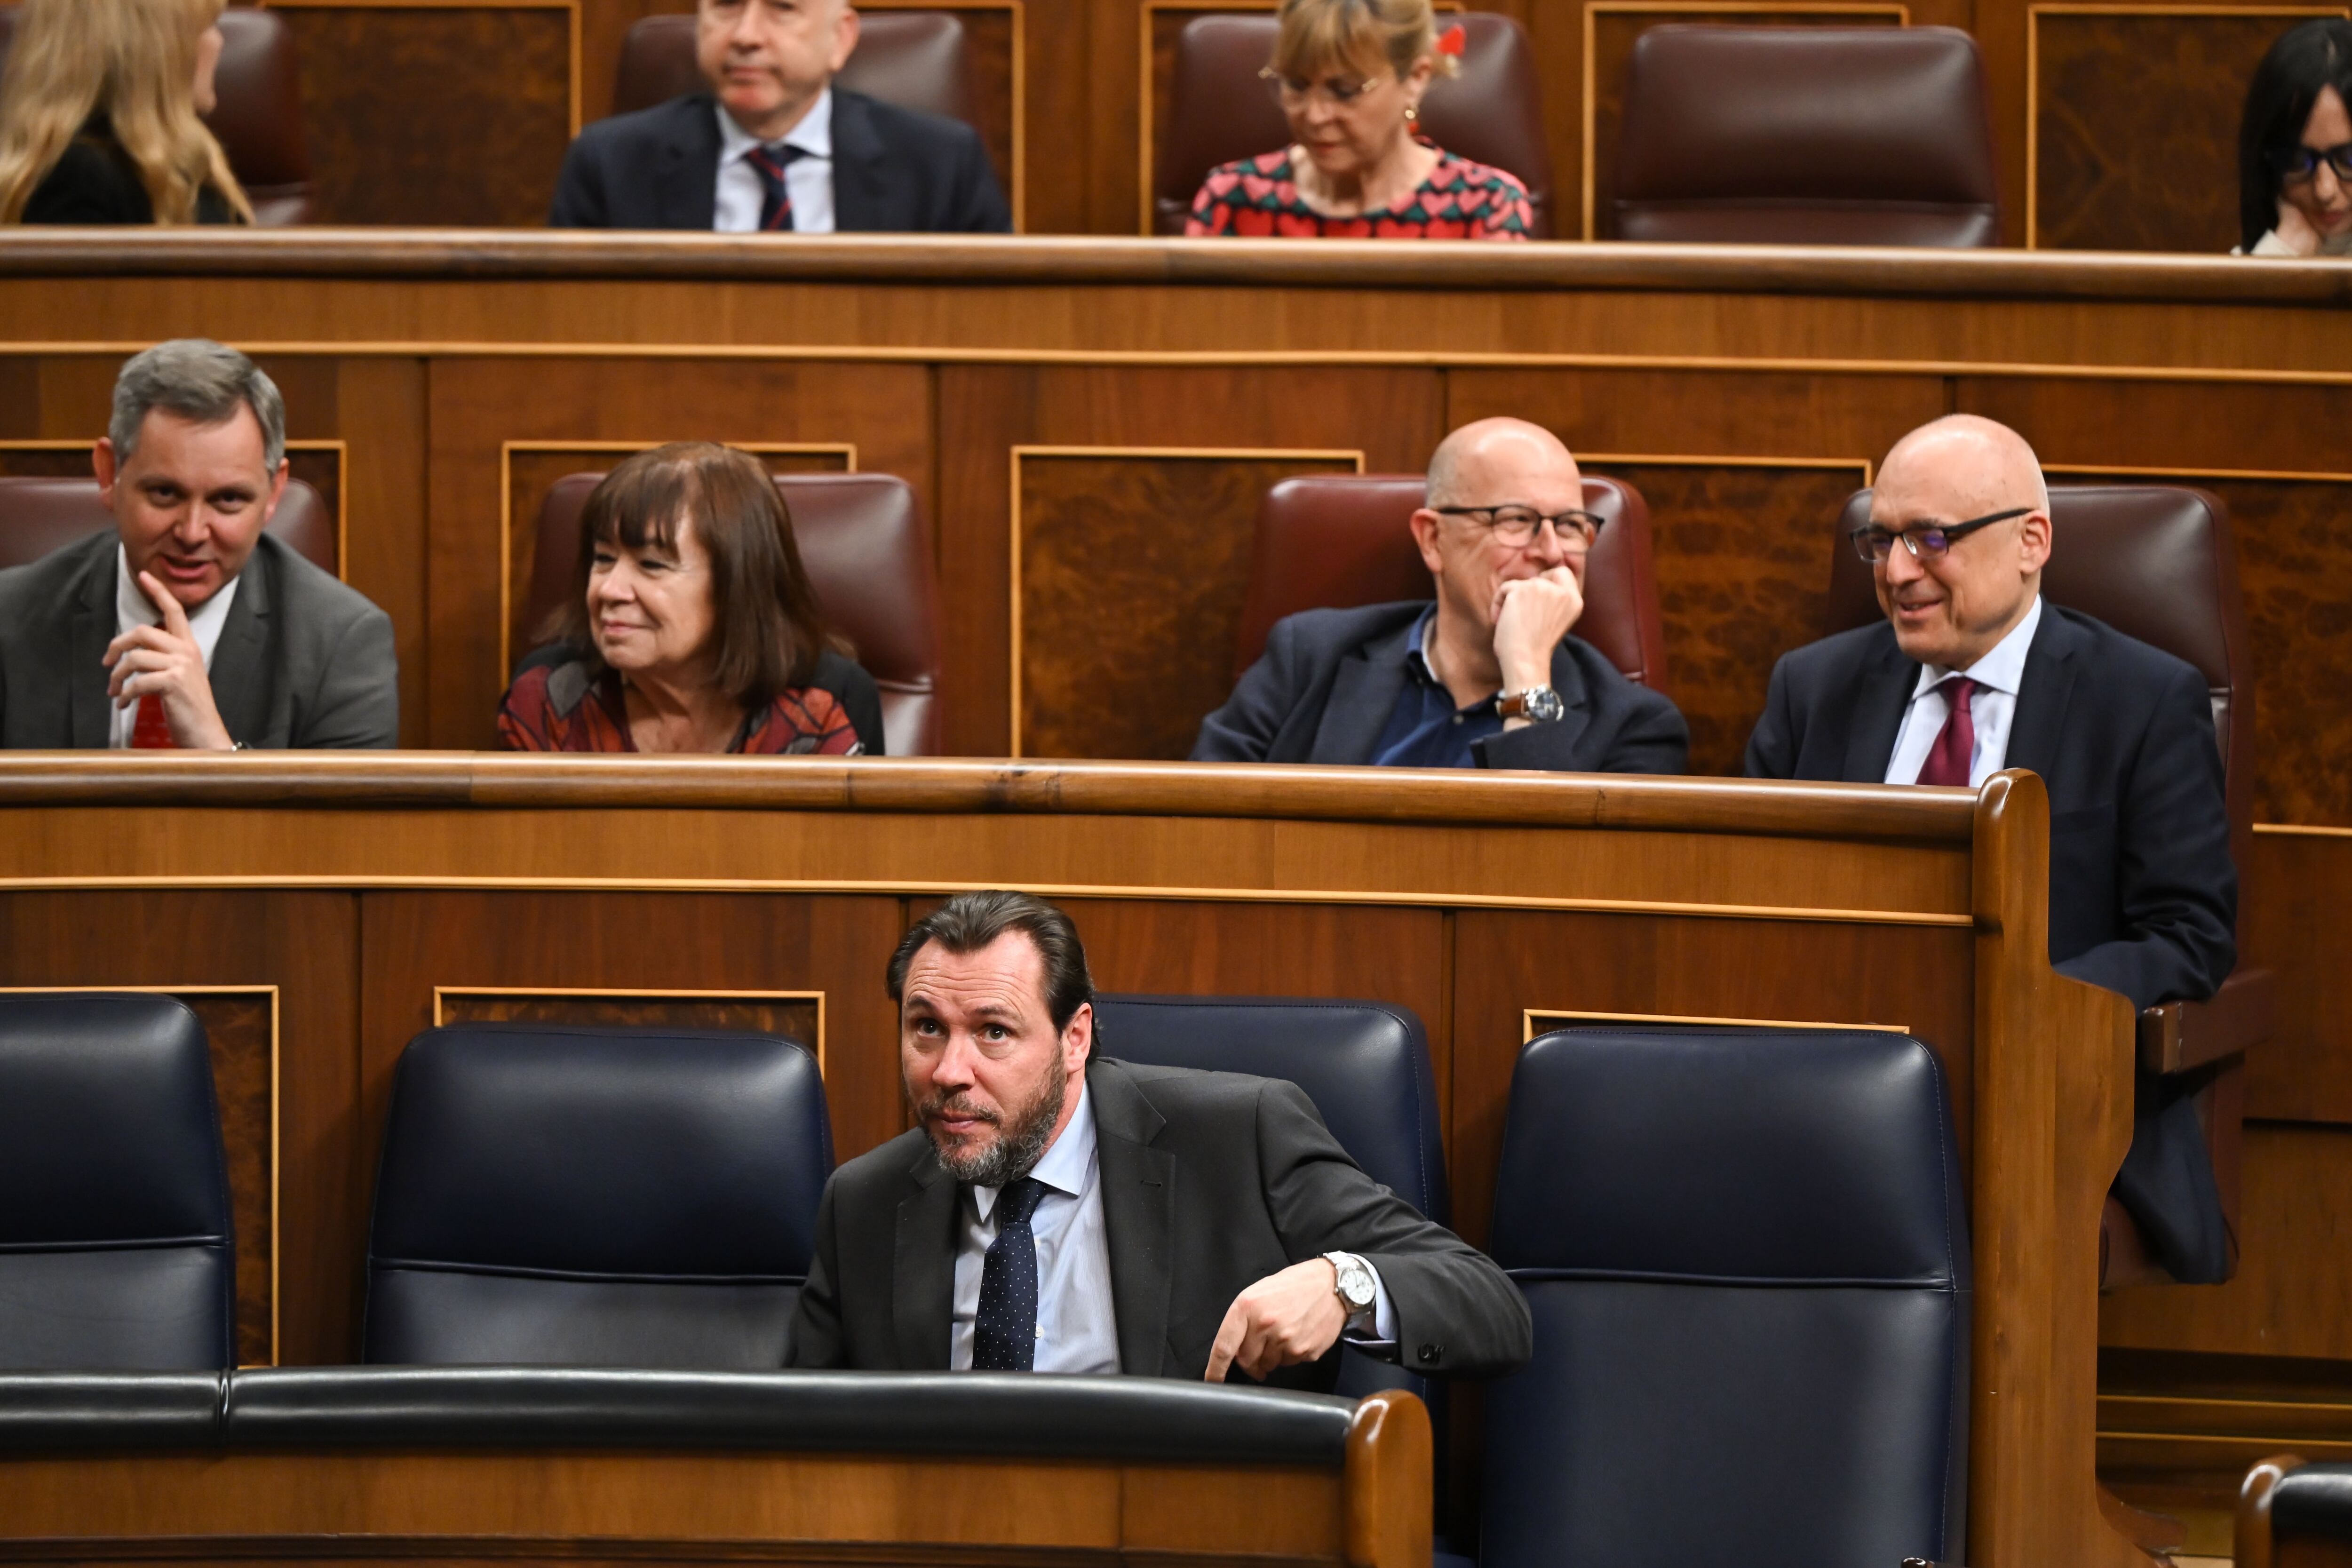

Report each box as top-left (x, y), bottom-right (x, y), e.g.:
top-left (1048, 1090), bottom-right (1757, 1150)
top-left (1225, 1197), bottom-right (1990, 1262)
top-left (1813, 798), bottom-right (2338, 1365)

top-left (1323, 1250), bottom-right (1377, 1323)
top-left (1498, 685), bottom-right (1565, 724)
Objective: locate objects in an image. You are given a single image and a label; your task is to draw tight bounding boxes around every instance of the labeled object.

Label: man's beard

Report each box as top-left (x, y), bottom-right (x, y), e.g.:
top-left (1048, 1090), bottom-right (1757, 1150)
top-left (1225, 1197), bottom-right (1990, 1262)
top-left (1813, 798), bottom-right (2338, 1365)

top-left (916, 1064), bottom-right (1067, 1187)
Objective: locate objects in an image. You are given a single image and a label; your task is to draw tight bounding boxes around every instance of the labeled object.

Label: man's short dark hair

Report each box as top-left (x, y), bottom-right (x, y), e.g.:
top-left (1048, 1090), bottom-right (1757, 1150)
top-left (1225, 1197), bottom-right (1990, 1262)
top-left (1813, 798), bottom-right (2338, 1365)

top-left (886, 890), bottom-right (1097, 1040)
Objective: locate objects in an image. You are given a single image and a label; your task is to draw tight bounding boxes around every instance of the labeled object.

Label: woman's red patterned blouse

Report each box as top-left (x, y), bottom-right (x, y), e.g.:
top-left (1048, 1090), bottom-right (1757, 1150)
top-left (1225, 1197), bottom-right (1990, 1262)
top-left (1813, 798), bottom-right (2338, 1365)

top-left (496, 659), bottom-right (861, 755)
top-left (1185, 145), bottom-right (1533, 240)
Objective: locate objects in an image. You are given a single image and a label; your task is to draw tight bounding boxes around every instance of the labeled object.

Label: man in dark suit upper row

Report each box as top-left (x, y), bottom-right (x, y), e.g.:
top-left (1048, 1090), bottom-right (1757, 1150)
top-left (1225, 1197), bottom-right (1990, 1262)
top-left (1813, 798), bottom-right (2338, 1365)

top-left (550, 0), bottom-right (1010, 234)
top-left (1747, 413), bottom-right (2238, 1281)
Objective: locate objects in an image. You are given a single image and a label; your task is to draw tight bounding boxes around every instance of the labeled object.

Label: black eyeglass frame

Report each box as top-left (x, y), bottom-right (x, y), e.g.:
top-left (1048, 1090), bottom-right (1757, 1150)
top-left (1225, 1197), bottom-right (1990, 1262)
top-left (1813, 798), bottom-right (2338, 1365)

top-left (1431, 504), bottom-right (1606, 547)
top-left (1848, 505), bottom-right (2035, 564)
top-left (2263, 140), bottom-right (2352, 183)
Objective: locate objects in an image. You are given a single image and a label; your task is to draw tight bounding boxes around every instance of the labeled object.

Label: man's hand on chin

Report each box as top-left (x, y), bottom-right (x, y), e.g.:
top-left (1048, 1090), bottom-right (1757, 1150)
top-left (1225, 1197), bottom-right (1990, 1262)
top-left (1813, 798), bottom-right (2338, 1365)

top-left (1204, 1258), bottom-right (1347, 1383)
top-left (103, 569), bottom-right (234, 750)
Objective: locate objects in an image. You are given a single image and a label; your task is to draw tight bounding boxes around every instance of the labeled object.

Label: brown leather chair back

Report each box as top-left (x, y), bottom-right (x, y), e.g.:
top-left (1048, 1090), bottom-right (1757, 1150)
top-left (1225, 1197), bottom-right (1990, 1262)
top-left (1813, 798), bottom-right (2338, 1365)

top-left (1612, 25), bottom-right (1998, 246)
top-left (0, 7), bottom-right (314, 225)
top-left (525, 471), bottom-right (940, 756)
top-left (1824, 484), bottom-right (2254, 874)
top-left (1153, 12), bottom-right (1552, 237)
top-left (1231, 473), bottom-right (1668, 691)
top-left (612, 11), bottom-right (973, 125)
top-left (0, 475), bottom-right (336, 575)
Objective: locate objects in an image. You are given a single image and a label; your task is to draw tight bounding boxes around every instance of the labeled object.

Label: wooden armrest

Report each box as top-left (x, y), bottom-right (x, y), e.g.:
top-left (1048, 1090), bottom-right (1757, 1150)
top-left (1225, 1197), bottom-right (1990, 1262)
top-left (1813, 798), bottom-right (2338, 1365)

top-left (2139, 967), bottom-right (2276, 1074)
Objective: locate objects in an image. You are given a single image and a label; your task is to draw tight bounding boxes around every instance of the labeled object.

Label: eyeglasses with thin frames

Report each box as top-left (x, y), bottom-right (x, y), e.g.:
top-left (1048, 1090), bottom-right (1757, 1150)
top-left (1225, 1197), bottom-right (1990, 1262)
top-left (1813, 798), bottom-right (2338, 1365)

top-left (1848, 506), bottom-right (2034, 564)
top-left (1432, 505), bottom-right (1604, 549)
top-left (1258, 66), bottom-right (1392, 110)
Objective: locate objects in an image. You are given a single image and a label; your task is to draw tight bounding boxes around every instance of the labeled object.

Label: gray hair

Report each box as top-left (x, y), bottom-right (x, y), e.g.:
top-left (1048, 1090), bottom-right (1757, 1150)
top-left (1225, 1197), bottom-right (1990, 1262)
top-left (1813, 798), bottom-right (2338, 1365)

top-left (109, 340), bottom-right (286, 471)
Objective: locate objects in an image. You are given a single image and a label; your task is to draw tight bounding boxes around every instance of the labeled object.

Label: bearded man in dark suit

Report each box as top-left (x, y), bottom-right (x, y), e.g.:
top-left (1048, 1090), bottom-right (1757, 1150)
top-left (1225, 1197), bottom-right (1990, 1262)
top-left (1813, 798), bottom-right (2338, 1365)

top-left (788, 891), bottom-right (1531, 1385)
top-left (1746, 413), bottom-right (2237, 1281)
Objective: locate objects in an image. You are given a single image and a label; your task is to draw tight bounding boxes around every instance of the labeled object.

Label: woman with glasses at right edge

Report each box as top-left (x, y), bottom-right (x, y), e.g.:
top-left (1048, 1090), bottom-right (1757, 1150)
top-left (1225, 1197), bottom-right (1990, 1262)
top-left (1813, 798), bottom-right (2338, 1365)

top-left (2235, 17), bottom-right (2352, 256)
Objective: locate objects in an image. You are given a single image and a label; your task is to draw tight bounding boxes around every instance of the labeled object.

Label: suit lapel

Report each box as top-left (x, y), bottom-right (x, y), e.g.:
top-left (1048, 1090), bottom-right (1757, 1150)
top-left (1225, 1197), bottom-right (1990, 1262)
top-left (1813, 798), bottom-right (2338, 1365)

top-left (1843, 629), bottom-right (1918, 783)
top-left (66, 536), bottom-right (116, 748)
top-left (664, 96), bottom-right (723, 230)
top-left (1308, 618), bottom-right (1417, 765)
top-left (1088, 1060), bottom-right (1175, 1377)
top-left (891, 1143), bottom-right (957, 1370)
top-left (1542, 640), bottom-right (1597, 761)
top-left (205, 543), bottom-right (273, 746)
top-left (2003, 603), bottom-right (2081, 782)
top-left (827, 90), bottom-right (886, 231)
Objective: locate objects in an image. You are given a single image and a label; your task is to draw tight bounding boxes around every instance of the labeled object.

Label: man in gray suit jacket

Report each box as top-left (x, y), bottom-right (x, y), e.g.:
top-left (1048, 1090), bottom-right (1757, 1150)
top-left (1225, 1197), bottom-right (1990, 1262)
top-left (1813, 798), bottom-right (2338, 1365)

top-left (789, 891), bottom-right (1531, 1386)
top-left (0, 340), bottom-right (397, 750)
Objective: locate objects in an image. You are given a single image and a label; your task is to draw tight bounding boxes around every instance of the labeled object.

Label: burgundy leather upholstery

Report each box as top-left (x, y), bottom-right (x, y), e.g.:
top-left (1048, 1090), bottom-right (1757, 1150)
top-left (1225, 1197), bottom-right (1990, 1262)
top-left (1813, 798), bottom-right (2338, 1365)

top-left (1153, 12), bottom-right (1552, 237)
top-left (1231, 473), bottom-right (1668, 691)
top-left (0, 476), bottom-right (337, 576)
top-left (1825, 484), bottom-right (2254, 882)
top-left (0, 7), bottom-right (314, 225)
top-left (612, 11), bottom-right (973, 126)
top-left (525, 472), bottom-right (940, 756)
top-left (1612, 26), bottom-right (1998, 247)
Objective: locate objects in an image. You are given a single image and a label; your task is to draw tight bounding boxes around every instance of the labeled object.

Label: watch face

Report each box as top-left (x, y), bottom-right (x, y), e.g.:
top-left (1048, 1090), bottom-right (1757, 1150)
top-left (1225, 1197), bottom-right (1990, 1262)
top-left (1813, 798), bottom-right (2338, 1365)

top-left (1522, 686), bottom-right (1565, 723)
top-left (1337, 1259), bottom-right (1375, 1307)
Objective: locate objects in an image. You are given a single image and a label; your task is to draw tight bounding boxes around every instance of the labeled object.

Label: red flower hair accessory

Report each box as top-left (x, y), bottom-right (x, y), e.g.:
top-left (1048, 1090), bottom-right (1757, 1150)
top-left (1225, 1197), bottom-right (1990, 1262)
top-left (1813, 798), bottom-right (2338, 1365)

top-left (1434, 23), bottom-right (1467, 55)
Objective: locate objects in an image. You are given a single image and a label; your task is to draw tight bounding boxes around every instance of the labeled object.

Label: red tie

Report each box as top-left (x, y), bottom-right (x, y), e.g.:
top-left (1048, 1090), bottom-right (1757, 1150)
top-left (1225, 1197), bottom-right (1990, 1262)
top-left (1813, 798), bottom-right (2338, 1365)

top-left (1915, 677), bottom-right (1976, 788)
top-left (130, 694), bottom-right (175, 749)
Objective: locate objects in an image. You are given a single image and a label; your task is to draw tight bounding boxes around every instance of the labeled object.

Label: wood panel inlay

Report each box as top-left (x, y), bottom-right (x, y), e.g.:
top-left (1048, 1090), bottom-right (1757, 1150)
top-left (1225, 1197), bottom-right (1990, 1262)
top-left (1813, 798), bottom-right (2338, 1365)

top-left (499, 441), bottom-right (855, 678)
top-left (270, 3), bottom-right (580, 227)
top-left (1009, 445), bottom-right (1361, 760)
top-left (2030, 6), bottom-right (2349, 253)
top-left (433, 986), bottom-right (825, 1072)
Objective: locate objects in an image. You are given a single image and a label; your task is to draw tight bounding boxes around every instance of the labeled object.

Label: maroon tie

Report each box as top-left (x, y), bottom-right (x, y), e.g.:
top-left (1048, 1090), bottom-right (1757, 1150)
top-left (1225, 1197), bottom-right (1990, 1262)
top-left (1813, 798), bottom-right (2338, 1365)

top-left (1915, 677), bottom-right (1976, 788)
top-left (130, 693), bottom-right (175, 749)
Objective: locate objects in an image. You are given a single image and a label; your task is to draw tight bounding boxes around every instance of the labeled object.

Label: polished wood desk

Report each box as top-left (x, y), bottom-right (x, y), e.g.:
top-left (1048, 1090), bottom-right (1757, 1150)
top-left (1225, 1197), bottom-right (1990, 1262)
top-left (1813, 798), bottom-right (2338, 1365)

top-left (0, 755), bottom-right (2136, 1568)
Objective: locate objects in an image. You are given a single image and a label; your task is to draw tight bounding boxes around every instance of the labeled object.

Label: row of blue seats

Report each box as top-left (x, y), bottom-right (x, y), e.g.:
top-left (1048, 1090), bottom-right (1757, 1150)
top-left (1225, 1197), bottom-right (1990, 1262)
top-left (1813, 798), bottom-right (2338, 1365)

top-left (0, 990), bottom-right (1967, 1567)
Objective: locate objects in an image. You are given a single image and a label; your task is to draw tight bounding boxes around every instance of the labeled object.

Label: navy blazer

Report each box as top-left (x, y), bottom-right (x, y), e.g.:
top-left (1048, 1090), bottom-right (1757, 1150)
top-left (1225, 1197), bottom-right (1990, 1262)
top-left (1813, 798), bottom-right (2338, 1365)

top-left (1191, 601), bottom-right (1689, 774)
top-left (1744, 603), bottom-right (2236, 1012)
top-left (548, 90), bottom-right (1010, 233)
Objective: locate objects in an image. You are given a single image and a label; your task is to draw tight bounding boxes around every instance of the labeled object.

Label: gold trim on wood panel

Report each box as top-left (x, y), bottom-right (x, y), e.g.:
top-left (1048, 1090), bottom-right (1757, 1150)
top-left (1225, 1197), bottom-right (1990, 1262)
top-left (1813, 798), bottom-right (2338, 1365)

top-left (1523, 1005), bottom-right (1915, 1041)
top-left (2045, 459), bottom-right (2352, 484)
top-left (1580, 1), bottom-right (1909, 241)
top-left (0, 984), bottom-right (279, 1366)
top-left (0, 438), bottom-right (352, 582)
top-left (1581, 449), bottom-right (1876, 486)
top-left (432, 986), bottom-right (826, 1075)
top-left (861, 0), bottom-right (1026, 231)
top-left (261, 0), bottom-right (586, 138)
top-left (2023, 3), bottom-right (2348, 250)
top-left (494, 439), bottom-right (858, 682)
top-left (2256, 822), bottom-right (2352, 836)
top-left (1004, 443), bottom-right (1364, 757)
top-left (0, 873), bottom-right (1977, 926)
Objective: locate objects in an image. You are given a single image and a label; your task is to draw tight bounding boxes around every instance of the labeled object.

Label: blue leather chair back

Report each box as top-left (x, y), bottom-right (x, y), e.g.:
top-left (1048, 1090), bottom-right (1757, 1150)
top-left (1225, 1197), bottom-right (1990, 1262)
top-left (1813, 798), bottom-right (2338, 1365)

top-left (0, 993), bottom-right (234, 1369)
top-left (1482, 1026), bottom-right (1970, 1568)
top-left (364, 1025), bottom-right (832, 1368)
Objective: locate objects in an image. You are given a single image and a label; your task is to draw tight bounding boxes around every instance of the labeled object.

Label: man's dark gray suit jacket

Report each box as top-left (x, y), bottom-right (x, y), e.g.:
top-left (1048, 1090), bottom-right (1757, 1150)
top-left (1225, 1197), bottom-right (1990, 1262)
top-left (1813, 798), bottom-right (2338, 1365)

top-left (0, 531), bottom-right (399, 749)
top-left (549, 91), bottom-right (1010, 233)
top-left (1190, 602), bottom-right (1689, 773)
top-left (787, 1057), bottom-right (1533, 1387)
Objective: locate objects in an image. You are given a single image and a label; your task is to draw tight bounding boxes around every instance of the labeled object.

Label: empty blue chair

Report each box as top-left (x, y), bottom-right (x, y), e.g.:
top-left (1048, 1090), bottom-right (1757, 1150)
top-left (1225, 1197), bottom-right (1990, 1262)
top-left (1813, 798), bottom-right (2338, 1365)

top-left (1481, 1026), bottom-right (1970, 1568)
top-left (364, 1025), bottom-right (832, 1367)
top-left (0, 993), bottom-right (235, 1370)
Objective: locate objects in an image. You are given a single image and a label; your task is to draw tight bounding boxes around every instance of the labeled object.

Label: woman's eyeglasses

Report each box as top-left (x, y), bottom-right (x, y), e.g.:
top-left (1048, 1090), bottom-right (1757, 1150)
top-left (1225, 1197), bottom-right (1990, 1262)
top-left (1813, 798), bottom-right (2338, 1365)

top-left (1432, 505), bottom-right (1604, 549)
top-left (1259, 67), bottom-right (1390, 109)
top-left (2264, 140), bottom-right (2352, 183)
top-left (1848, 506), bottom-right (2034, 563)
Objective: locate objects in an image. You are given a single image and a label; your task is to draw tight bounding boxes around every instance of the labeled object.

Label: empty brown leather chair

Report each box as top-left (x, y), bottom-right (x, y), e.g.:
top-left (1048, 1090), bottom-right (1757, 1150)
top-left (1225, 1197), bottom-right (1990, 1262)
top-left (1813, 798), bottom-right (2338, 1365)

top-left (1612, 25), bottom-right (1998, 246)
top-left (612, 11), bottom-right (972, 126)
top-left (1153, 12), bottom-right (1552, 237)
top-left (1232, 473), bottom-right (1667, 690)
top-left (1825, 483), bottom-right (2270, 1283)
top-left (0, 476), bottom-right (336, 575)
top-left (524, 471), bottom-right (940, 756)
top-left (0, 6), bottom-right (314, 225)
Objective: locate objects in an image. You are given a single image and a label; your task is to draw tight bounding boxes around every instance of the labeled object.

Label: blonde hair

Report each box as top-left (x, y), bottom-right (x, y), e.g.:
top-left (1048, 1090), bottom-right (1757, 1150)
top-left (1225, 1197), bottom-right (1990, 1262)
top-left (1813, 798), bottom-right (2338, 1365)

top-left (1271, 0), bottom-right (1458, 84)
top-left (0, 0), bottom-right (253, 225)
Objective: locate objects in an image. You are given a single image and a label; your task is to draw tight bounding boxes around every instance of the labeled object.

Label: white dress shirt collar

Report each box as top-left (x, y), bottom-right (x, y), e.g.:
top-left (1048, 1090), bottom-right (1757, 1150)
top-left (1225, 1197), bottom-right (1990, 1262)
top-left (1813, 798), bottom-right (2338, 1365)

top-left (109, 544), bottom-right (240, 748)
top-left (1909, 593), bottom-right (2042, 701)
top-left (973, 1078), bottom-right (1095, 1221)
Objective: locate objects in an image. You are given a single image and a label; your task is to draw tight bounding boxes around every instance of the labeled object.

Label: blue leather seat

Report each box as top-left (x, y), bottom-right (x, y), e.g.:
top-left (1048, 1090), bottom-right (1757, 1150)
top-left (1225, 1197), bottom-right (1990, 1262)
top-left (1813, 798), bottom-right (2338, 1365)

top-left (0, 993), bottom-right (235, 1370)
top-left (364, 1025), bottom-right (832, 1368)
top-left (1481, 1026), bottom-right (1970, 1568)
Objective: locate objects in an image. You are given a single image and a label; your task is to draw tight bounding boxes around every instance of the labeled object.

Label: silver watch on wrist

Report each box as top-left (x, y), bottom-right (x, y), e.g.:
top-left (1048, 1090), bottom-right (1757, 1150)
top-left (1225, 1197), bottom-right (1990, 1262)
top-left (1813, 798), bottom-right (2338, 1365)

top-left (1323, 1250), bottom-right (1377, 1324)
top-left (1498, 685), bottom-right (1565, 724)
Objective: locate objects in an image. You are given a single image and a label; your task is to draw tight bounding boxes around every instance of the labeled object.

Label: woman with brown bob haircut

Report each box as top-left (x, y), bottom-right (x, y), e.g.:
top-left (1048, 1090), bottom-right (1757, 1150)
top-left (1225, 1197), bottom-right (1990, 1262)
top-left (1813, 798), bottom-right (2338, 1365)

top-left (497, 442), bottom-right (881, 754)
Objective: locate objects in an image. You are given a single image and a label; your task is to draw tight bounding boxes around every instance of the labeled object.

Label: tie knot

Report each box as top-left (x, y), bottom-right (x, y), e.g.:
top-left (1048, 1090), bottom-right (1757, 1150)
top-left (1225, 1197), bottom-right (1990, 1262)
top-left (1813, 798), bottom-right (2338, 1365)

top-left (747, 142), bottom-right (802, 178)
top-left (1940, 675), bottom-right (1978, 713)
top-left (996, 1176), bottom-right (1047, 1228)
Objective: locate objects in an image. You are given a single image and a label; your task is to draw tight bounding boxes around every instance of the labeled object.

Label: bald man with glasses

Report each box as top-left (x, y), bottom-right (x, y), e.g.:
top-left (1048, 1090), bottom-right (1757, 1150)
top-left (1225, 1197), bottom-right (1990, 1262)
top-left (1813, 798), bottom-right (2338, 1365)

top-left (1747, 414), bottom-right (2238, 1281)
top-left (1192, 417), bottom-right (1688, 773)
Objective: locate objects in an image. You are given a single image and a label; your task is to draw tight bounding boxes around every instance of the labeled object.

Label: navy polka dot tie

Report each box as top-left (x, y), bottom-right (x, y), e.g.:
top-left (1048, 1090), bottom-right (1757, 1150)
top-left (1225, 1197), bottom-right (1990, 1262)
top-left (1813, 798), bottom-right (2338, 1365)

top-left (973, 1177), bottom-right (1047, 1372)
